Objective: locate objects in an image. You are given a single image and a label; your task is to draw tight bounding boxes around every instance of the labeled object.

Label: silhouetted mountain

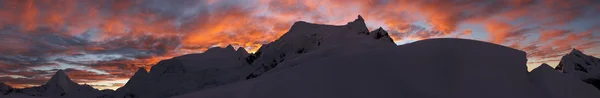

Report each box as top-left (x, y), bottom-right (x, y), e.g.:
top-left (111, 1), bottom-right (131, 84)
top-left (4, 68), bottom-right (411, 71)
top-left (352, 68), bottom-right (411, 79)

top-left (555, 49), bottom-right (600, 90)
top-left (109, 44), bottom-right (254, 98)
top-left (246, 15), bottom-right (396, 79)
top-left (171, 17), bottom-right (600, 98)
top-left (369, 27), bottom-right (395, 43)
top-left (113, 68), bottom-right (150, 98)
top-left (2, 70), bottom-right (103, 98)
top-left (0, 82), bottom-right (13, 95)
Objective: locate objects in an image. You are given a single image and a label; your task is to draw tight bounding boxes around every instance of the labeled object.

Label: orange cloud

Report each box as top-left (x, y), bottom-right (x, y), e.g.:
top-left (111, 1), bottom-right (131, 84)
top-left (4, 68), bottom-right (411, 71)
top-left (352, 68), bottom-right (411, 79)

top-left (539, 30), bottom-right (570, 42)
top-left (486, 20), bottom-right (520, 44)
top-left (1, 0), bottom-right (599, 90)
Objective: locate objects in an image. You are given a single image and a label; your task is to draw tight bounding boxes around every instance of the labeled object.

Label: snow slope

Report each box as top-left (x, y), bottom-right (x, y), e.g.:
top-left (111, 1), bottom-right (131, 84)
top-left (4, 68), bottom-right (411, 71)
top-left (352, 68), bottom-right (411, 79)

top-left (174, 38), bottom-right (560, 98)
top-left (529, 64), bottom-right (600, 98)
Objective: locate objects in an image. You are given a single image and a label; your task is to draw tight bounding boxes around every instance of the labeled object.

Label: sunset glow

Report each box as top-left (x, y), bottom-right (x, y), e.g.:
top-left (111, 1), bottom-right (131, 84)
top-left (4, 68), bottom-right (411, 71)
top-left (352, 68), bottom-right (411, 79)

top-left (1, 0), bottom-right (599, 90)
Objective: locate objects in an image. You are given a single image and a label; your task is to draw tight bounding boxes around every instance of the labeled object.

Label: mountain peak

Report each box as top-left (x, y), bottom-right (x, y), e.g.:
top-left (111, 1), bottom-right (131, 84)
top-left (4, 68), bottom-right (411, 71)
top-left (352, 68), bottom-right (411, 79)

top-left (135, 67), bottom-right (148, 74)
top-left (357, 15), bottom-right (364, 21)
top-left (43, 69), bottom-right (82, 95)
top-left (555, 48), bottom-right (600, 90)
top-left (122, 67), bottom-right (149, 89)
top-left (56, 69), bottom-right (67, 76)
top-left (570, 49), bottom-right (584, 55)
top-left (226, 44), bottom-right (235, 50)
top-left (47, 69), bottom-right (71, 85)
top-left (349, 15), bottom-right (365, 24)
top-left (237, 47), bottom-right (249, 56)
top-left (536, 63), bottom-right (554, 71)
top-left (237, 47), bottom-right (247, 53)
top-left (346, 15), bottom-right (369, 35)
top-left (369, 27), bottom-right (395, 44)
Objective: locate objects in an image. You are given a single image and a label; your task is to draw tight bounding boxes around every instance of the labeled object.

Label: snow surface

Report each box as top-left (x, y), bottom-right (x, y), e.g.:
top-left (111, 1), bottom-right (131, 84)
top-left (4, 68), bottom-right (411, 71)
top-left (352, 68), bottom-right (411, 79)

top-left (529, 64), bottom-right (600, 98)
top-left (173, 38), bottom-right (553, 98)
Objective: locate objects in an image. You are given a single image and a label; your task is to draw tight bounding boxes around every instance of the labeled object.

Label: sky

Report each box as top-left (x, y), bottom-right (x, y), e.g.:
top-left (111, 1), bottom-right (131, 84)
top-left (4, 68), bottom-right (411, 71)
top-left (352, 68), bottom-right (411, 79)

top-left (0, 0), bottom-right (599, 90)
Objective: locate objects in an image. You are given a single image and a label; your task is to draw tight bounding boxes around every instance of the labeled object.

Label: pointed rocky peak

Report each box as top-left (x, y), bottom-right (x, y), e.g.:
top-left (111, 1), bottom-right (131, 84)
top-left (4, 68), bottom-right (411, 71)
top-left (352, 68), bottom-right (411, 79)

top-left (347, 15), bottom-right (369, 35)
top-left (55, 70), bottom-right (68, 79)
top-left (134, 67), bottom-right (148, 76)
top-left (46, 69), bottom-right (75, 85)
top-left (570, 49), bottom-right (585, 57)
top-left (237, 47), bottom-right (248, 53)
top-left (369, 27), bottom-right (395, 43)
top-left (237, 47), bottom-right (250, 58)
top-left (131, 67), bottom-right (149, 80)
top-left (225, 44), bottom-right (235, 50)
top-left (44, 69), bottom-right (80, 93)
top-left (533, 63), bottom-right (554, 72)
top-left (123, 67), bottom-right (149, 88)
top-left (356, 15), bottom-right (364, 22)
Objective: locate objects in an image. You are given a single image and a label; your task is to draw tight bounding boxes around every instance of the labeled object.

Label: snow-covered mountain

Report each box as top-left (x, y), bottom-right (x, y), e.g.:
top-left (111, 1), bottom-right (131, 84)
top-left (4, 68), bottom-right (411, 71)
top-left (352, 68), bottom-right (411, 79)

top-left (109, 44), bottom-right (254, 98)
top-left (2, 15), bottom-right (600, 98)
top-left (246, 15), bottom-right (395, 79)
top-left (0, 82), bottom-right (13, 95)
top-left (529, 64), bottom-right (600, 98)
top-left (1, 70), bottom-right (103, 98)
top-left (110, 15), bottom-right (398, 98)
top-left (172, 37), bottom-right (600, 98)
top-left (555, 49), bottom-right (600, 90)
top-left (112, 68), bottom-right (151, 98)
